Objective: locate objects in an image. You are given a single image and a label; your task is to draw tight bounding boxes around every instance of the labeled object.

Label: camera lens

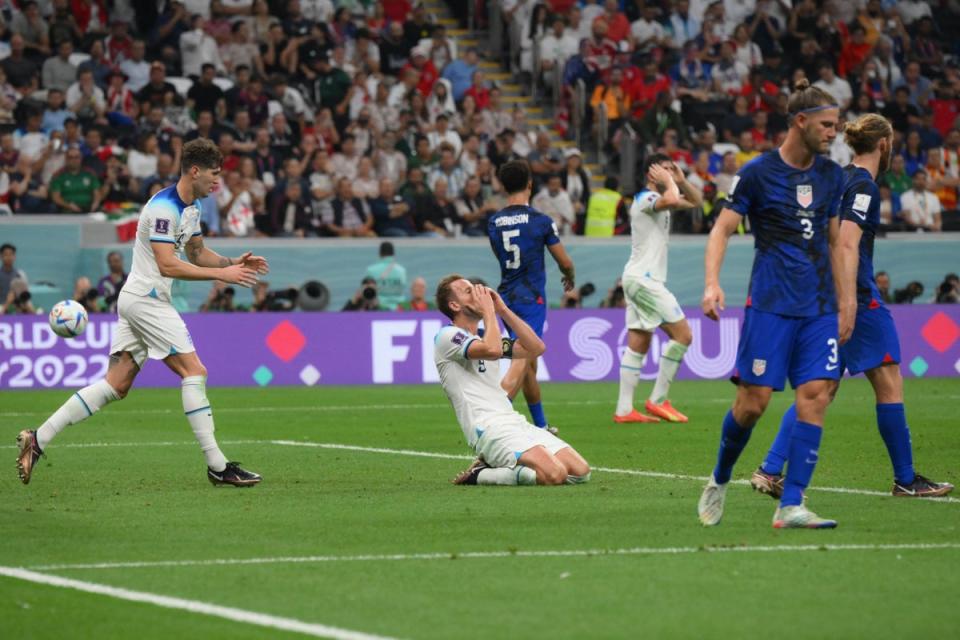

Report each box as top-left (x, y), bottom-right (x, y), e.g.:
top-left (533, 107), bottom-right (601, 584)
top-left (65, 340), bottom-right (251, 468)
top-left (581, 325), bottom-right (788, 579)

top-left (86, 288), bottom-right (99, 301)
top-left (224, 287), bottom-right (235, 296)
top-left (18, 291), bottom-right (31, 303)
top-left (362, 286), bottom-right (377, 300)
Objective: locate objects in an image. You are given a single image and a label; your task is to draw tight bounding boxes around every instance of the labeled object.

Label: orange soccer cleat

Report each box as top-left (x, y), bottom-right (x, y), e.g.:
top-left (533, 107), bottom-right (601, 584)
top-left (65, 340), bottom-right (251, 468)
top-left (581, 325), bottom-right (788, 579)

top-left (644, 400), bottom-right (689, 423)
top-left (613, 410), bottom-right (661, 424)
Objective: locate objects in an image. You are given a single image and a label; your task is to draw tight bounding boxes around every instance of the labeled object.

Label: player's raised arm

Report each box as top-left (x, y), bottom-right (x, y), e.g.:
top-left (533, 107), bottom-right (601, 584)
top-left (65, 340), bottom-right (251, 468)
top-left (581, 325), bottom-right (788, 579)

top-left (152, 241), bottom-right (258, 287)
top-left (702, 207), bottom-right (740, 321)
top-left (490, 288), bottom-right (545, 359)
top-left (649, 163), bottom-right (702, 211)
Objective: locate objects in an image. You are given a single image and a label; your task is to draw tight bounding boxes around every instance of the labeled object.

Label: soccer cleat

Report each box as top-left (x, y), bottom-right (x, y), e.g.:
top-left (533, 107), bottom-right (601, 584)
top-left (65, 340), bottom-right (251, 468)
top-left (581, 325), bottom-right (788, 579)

top-left (452, 458), bottom-right (489, 485)
top-left (750, 466), bottom-right (784, 499)
top-left (207, 462), bottom-right (262, 487)
top-left (16, 429), bottom-right (44, 485)
top-left (892, 474), bottom-right (954, 498)
top-left (772, 504), bottom-right (837, 529)
top-left (697, 475), bottom-right (728, 526)
top-left (613, 410), bottom-right (661, 424)
top-left (644, 399), bottom-right (688, 423)
top-left (543, 425), bottom-right (560, 435)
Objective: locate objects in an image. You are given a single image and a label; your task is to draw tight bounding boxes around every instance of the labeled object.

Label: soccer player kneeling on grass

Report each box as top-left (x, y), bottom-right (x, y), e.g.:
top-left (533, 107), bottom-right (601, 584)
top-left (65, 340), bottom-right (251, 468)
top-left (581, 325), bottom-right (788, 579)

top-left (16, 139), bottom-right (267, 488)
top-left (435, 274), bottom-right (591, 486)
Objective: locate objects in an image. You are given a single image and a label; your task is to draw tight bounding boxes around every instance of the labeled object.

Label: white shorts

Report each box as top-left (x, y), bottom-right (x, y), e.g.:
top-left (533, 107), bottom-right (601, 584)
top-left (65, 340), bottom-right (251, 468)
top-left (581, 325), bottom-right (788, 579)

top-left (110, 290), bottom-right (196, 367)
top-left (475, 414), bottom-right (570, 469)
top-left (623, 276), bottom-right (685, 332)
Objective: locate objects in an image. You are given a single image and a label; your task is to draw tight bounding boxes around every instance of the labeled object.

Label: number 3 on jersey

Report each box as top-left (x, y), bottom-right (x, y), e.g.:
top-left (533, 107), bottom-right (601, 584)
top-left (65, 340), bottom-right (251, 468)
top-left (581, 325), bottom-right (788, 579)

top-left (502, 229), bottom-right (521, 269)
top-left (800, 218), bottom-right (814, 240)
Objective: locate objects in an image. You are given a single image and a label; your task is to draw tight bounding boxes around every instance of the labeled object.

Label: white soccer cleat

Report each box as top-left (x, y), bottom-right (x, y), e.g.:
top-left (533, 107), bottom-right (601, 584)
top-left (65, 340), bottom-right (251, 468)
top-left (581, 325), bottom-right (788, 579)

top-left (772, 504), bottom-right (838, 529)
top-left (698, 475), bottom-right (727, 526)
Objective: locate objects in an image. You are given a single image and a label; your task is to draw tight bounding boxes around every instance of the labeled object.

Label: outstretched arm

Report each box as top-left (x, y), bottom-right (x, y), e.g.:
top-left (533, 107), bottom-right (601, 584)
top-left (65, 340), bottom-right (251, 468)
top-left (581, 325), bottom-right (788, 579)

top-left (154, 241), bottom-right (258, 286)
top-left (184, 236), bottom-right (270, 274)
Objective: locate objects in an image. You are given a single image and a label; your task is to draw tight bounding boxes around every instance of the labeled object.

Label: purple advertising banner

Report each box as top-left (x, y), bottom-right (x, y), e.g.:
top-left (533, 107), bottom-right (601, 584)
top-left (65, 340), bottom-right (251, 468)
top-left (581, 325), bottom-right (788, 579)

top-left (1, 306), bottom-right (958, 389)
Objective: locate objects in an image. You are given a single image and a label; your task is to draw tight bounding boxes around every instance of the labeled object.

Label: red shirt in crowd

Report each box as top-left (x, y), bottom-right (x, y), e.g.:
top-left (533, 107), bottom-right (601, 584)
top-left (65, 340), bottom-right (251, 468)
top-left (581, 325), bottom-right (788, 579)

top-left (738, 80), bottom-right (779, 112)
top-left (383, 0), bottom-right (412, 23)
top-left (583, 37), bottom-right (618, 75)
top-left (464, 84), bottom-right (490, 111)
top-left (930, 97), bottom-right (960, 136)
top-left (595, 13), bottom-right (630, 43)
top-left (629, 72), bottom-right (671, 119)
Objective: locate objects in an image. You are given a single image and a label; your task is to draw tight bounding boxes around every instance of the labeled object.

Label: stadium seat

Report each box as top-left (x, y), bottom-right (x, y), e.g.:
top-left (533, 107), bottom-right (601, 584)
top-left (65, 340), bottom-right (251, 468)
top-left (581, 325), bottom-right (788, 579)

top-left (167, 76), bottom-right (194, 97)
top-left (212, 77), bottom-right (234, 92)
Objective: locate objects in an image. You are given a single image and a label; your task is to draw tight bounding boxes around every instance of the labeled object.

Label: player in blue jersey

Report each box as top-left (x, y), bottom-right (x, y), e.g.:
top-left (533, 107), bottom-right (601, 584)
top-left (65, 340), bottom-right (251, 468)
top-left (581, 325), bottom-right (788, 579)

top-left (487, 160), bottom-right (576, 434)
top-left (697, 79), bottom-right (846, 529)
top-left (750, 114), bottom-right (953, 500)
top-left (16, 139), bottom-right (267, 487)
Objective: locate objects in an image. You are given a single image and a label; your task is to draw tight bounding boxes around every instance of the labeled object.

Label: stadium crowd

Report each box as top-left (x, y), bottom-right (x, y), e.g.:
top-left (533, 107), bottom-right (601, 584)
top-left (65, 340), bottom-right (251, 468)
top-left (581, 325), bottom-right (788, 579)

top-left (0, 0), bottom-right (958, 237)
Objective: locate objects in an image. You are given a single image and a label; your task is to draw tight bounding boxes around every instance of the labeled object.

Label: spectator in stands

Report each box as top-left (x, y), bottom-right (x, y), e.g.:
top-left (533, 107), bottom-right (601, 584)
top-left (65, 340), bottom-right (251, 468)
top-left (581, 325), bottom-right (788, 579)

top-left (541, 15), bottom-right (579, 80)
top-left (883, 153), bottom-right (912, 196)
top-left (120, 39), bottom-right (150, 92)
top-left (370, 177), bottom-right (416, 237)
top-left (527, 130), bottom-right (564, 188)
top-left (73, 276), bottom-right (103, 313)
top-left (583, 18), bottom-right (617, 81)
top-left (455, 175), bottom-right (498, 237)
top-left (136, 61), bottom-right (177, 112)
top-left (97, 250), bottom-right (127, 313)
top-left (427, 113), bottom-right (462, 156)
top-left (8, 154), bottom-right (51, 213)
top-left (221, 19), bottom-right (263, 78)
top-left (0, 243), bottom-right (27, 305)
top-left (584, 176), bottom-right (626, 236)
top-left (926, 148), bottom-right (959, 212)
top-left (481, 87), bottom-right (512, 135)
top-left (667, 0), bottom-right (701, 50)
top-left (894, 61), bottom-right (933, 110)
top-left (42, 39), bottom-right (77, 93)
top-left (560, 147), bottom-right (590, 225)
top-left (12, 1), bottom-right (50, 60)
top-left (902, 130), bottom-right (927, 177)
top-left (365, 241), bottom-right (408, 310)
top-left (900, 169), bottom-right (942, 232)
top-left (186, 64), bottom-right (225, 116)
top-left (812, 61), bottom-right (852, 110)
top-left (326, 177), bottom-right (376, 237)
top-left (637, 91), bottom-right (686, 150)
top-left (590, 65), bottom-right (630, 143)
top-left (596, 0), bottom-right (629, 44)
top-left (713, 151), bottom-right (737, 194)
top-left (50, 147), bottom-right (104, 213)
top-left (380, 20), bottom-right (411, 77)
top-left (712, 39), bottom-right (750, 95)
top-left (629, 4), bottom-right (668, 56)
top-left (270, 180), bottom-right (317, 237)
top-left (41, 89), bottom-right (73, 134)
top-left (421, 178), bottom-right (458, 237)
top-left (532, 173), bottom-right (575, 235)
top-left (672, 40), bottom-right (712, 102)
top-left (428, 143), bottom-right (467, 198)
top-left (79, 39), bottom-right (113, 91)
top-left (877, 183), bottom-right (900, 229)
top-left (397, 277), bottom-right (434, 311)
top-left (1, 34), bottom-right (40, 90)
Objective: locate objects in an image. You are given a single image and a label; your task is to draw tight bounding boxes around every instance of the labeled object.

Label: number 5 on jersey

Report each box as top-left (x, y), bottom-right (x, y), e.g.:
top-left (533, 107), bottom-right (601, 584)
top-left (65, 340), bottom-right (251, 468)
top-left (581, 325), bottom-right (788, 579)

top-left (502, 230), bottom-right (521, 269)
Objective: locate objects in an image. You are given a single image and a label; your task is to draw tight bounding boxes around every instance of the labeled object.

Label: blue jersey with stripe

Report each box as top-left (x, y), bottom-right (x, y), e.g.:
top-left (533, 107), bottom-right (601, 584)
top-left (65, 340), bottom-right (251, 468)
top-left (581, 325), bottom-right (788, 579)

top-left (487, 204), bottom-right (560, 306)
top-left (839, 165), bottom-right (883, 307)
top-left (728, 151), bottom-right (845, 317)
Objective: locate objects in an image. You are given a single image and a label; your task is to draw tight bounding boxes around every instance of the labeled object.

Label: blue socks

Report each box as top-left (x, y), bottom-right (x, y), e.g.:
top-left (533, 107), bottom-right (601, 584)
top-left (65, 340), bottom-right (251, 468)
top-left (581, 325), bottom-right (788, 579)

top-left (781, 421), bottom-right (822, 507)
top-left (876, 403), bottom-right (915, 485)
top-left (528, 402), bottom-right (547, 428)
top-left (712, 410), bottom-right (753, 484)
top-left (761, 403), bottom-right (796, 476)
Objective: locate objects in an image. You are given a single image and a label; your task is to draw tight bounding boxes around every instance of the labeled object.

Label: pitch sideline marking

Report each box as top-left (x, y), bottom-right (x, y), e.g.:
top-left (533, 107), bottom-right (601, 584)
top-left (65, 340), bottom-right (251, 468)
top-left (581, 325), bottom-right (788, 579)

top-left (0, 566), bottom-right (398, 640)
top-left (2, 438), bottom-right (957, 504)
top-left (26, 543), bottom-right (960, 572)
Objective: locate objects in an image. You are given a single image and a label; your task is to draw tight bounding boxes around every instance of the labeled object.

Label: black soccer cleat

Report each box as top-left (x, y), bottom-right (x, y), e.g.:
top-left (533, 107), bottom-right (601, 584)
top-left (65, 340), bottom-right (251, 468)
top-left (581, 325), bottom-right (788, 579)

top-left (892, 473), bottom-right (954, 498)
top-left (16, 429), bottom-right (44, 485)
top-left (452, 458), bottom-right (489, 485)
top-left (208, 462), bottom-right (262, 487)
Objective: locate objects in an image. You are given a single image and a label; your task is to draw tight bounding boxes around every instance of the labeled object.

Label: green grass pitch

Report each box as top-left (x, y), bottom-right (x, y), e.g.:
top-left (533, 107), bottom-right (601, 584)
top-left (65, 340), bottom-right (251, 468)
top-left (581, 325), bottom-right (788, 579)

top-left (1, 378), bottom-right (959, 639)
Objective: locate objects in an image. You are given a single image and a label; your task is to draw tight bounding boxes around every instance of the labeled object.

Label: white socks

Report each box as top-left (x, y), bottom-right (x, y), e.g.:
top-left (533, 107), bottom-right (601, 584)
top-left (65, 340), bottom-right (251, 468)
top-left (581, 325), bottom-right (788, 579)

top-left (565, 472), bottom-right (591, 484)
top-left (477, 465), bottom-right (538, 485)
top-left (616, 348), bottom-right (646, 415)
top-left (650, 340), bottom-right (688, 404)
top-left (36, 380), bottom-right (120, 450)
top-left (182, 376), bottom-right (227, 472)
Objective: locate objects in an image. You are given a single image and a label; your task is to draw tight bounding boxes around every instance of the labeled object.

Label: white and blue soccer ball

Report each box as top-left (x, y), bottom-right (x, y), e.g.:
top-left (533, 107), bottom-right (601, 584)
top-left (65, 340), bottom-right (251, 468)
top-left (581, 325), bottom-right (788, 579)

top-left (48, 300), bottom-right (89, 338)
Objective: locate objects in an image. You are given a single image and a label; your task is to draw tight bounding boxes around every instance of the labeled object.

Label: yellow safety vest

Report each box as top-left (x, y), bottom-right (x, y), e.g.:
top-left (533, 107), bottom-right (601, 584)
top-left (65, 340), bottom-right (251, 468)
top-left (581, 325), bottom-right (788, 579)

top-left (584, 189), bottom-right (620, 237)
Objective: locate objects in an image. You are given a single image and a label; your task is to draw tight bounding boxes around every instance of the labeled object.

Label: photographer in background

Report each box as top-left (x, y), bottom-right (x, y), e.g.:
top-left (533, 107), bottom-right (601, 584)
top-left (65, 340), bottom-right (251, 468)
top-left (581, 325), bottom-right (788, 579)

top-left (935, 273), bottom-right (959, 304)
top-left (894, 281), bottom-right (925, 304)
top-left (560, 282), bottom-right (596, 308)
top-left (72, 276), bottom-right (103, 314)
top-left (601, 278), bottom-right (626, 308)
top-left (343, 276), bottom-right (380, 311)
top-left (201, 281), bottom-right (241, 312)
top-left (97, 251), bottom-right (127, 313)
top-left (0, 243), bottom-right (28, 304)
top-left (2, 278), bottom-right (37, 315)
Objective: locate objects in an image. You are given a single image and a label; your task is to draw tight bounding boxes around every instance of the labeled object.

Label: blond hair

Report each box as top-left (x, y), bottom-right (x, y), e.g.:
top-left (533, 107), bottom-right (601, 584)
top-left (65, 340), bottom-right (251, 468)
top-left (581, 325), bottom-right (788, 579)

top-left (844, 113), bottom-right (893, 155)
top-left (787, 78), bottom-right (838, 118)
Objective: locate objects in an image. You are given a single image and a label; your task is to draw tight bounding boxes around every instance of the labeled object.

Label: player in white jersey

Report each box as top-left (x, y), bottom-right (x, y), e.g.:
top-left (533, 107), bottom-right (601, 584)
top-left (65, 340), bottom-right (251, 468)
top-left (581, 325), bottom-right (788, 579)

top-left (17, 139), bottom-right (268, 487)
top-left (614, 154), bottom-right (701, 424)
top-left (434, 274), bottom-right (591, 486)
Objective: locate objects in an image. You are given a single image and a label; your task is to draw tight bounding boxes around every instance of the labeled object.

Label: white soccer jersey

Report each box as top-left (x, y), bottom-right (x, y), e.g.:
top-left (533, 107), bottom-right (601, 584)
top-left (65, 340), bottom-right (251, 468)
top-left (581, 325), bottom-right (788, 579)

top-left (122, 184), bottom-right (202, 303)
top-left (623, 190), bottom-right (671, 283)
top-left (434, 325), bottom-right (517, 448)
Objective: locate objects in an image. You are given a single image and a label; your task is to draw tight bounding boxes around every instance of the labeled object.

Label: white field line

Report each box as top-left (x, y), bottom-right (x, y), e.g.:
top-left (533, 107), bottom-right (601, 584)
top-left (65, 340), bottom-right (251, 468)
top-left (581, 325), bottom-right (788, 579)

top-left (1, 437), bottom-right (957, 504)
top-left (0, 566), bottom-right (399, 640)
top-left (26, 543), bottom-right (960, 573)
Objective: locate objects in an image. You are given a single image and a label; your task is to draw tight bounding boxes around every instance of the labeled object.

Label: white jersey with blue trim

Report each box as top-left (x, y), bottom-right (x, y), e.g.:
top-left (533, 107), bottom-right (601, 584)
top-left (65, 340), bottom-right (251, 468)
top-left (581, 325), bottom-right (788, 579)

top-left (434, 324), bottom-right (516, 448)
top-left (623, 189), bottom-right (671, 283)
top-left (123, 184), bottom-right (203, 303)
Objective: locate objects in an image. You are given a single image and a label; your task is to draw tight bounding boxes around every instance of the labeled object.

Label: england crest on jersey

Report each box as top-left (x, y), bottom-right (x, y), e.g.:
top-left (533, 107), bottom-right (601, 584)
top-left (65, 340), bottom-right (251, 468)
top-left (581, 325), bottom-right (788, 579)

top-left (752, 359), bottom-right (767, 376)
top-left (796, 185), bottom-right (813, 208)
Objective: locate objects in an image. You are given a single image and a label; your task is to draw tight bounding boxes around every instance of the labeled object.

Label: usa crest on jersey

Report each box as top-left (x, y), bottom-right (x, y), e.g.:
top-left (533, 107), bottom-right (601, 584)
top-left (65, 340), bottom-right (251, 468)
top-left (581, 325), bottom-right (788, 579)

top-left (796, 185), bottom-right (813, 208)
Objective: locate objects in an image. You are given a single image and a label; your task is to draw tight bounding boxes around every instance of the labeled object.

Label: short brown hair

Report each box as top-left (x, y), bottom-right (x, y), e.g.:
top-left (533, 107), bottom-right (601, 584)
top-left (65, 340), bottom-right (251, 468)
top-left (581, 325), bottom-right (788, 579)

top-left (181, 138), bottom-right (223, 174)
top-left (436, 273), bottom-right (464, 320)
top-left (844, 113), bottom-right (893, 155)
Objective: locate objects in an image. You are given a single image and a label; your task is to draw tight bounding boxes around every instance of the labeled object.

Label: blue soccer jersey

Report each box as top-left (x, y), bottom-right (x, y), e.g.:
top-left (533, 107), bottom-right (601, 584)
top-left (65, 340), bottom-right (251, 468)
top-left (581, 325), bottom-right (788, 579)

top-left (838, 165), bottom-right (884, 307)
top-left (487, 204), bottom-right (560, 307)
top-left (728, 151), bottom-right (845, 317)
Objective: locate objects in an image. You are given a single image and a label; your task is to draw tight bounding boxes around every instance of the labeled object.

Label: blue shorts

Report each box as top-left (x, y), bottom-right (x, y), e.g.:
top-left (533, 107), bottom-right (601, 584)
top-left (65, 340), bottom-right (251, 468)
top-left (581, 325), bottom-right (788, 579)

top-left (504, 301), bottom-right (547, 338)
top-left (734, 308), bottom-right (840, 391)
top-left (840, 304), bottom-right (901, 375)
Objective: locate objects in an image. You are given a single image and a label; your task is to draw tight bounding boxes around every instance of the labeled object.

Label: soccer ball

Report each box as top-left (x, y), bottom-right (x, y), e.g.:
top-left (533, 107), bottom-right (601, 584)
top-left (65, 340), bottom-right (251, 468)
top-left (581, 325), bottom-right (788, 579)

top-left (49, 300), bottom-right (89, 338)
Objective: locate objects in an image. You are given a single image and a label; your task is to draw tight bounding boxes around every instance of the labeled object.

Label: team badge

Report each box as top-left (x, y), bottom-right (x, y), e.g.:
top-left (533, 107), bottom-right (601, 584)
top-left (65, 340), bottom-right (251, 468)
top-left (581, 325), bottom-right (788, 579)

top-left (155, 218), bottom-right (170, 234)
top-left (852, 193), bottom-right (871, 213)
top-left (752, 359), bottom-right (767, 376)
top-left (796, 185), bottom-right (813, 208)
